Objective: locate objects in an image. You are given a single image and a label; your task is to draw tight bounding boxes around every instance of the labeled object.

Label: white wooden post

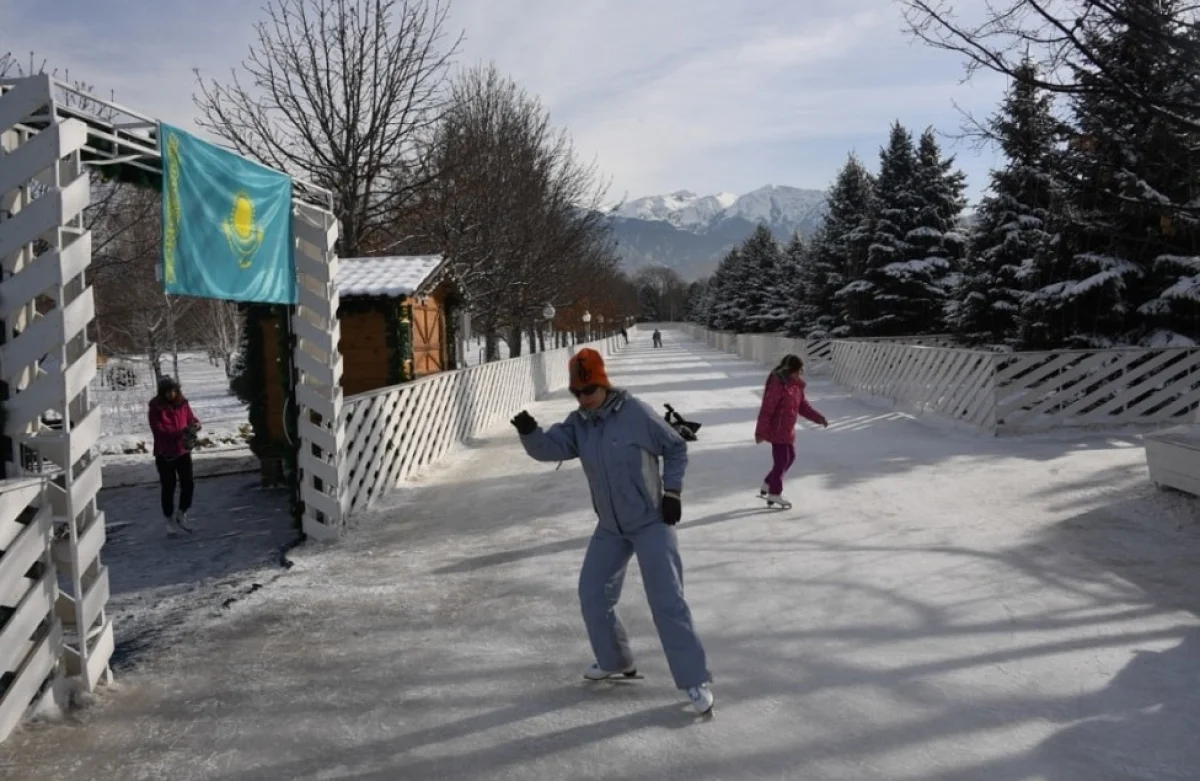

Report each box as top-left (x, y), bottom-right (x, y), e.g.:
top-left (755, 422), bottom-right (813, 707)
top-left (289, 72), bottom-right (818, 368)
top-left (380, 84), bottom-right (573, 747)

top-left (0, 76), bottom-right (112, 695)
top-left (292, 201), bottom-right (345, 540)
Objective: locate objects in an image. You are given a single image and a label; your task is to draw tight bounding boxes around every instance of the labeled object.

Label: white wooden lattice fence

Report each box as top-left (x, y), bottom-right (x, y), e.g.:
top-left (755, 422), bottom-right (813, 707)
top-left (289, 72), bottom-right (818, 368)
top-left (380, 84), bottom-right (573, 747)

top-left (0, 76), bottom-right (112, 705)
top-left (674, 324), bottom-right (1200, 435)
top-left (831, 340), bottom-right (998, 430)
top-left (992, 347), bottom-right (1200, 433)
top-left (338, 334), bottom-right (625, 516)
top-left (291, 202), bottom-right (345, 542)
top-left (677, 324), bottom-right (834, 374)
top-left (0, 477), bottom-right (64, 744)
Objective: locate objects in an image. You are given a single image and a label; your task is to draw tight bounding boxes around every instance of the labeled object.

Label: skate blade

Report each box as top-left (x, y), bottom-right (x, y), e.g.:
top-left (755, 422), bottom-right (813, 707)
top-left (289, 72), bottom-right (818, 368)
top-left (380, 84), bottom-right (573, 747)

top-left (584, 671), bottom-right (644, 682)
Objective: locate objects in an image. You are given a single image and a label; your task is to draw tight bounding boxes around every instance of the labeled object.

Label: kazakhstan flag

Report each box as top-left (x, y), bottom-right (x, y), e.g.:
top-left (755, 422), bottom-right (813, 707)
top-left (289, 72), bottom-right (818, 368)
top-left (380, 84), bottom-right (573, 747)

top-left (160, 123), bottom-right (296, 304)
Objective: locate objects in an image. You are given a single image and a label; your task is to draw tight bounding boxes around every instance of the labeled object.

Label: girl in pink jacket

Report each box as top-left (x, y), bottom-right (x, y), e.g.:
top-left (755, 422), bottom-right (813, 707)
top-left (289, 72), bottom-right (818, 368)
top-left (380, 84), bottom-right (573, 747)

top-left (148, 376), bottom-right (201, 536)
top-left (754, 354), bottom-right (828, 508)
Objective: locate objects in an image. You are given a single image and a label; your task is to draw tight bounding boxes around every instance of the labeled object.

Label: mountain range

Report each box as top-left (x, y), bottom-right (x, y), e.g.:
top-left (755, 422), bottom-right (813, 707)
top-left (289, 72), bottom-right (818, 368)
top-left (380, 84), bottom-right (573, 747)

top-left (605, 185), bottom-right (828, 281)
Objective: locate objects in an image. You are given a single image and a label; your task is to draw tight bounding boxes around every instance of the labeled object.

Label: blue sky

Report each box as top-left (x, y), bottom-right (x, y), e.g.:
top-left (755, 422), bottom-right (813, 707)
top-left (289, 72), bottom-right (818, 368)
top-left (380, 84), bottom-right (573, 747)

top-left (2, 0), bottom-right (1007, 205)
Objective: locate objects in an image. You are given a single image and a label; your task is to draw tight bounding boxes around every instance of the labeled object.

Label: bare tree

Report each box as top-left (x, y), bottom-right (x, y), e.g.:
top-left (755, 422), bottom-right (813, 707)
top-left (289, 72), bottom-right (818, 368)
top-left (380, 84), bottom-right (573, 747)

top-left (899, 0), bottom-right (1200, 131)
top-left (0, 50), bottom-right (164, 359)
top-left (194, 0), bottom-right (462, 257)
top-left (191, 300), bottom-right (244, 376)
top-left (414, 64), bottom-right (615, 359)
top-left (93, 189), bottom-right (197, 380)
top-left (634, 266), bottom-right (690, 321)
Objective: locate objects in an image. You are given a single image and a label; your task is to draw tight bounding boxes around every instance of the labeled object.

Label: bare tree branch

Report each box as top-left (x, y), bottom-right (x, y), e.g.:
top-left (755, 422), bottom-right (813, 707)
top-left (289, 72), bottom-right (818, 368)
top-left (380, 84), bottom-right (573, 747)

top-left (194, 0), bottom-right (463, 256)
top-left (898, 0), bottom-right (1200, 130)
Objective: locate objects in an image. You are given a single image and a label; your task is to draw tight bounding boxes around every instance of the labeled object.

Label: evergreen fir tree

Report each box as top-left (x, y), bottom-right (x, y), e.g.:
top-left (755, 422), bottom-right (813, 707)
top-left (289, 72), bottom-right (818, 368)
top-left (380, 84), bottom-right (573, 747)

top-left (909, 127), bottom-right (968, 327)
top-left (951, 60), bottom-right (1061, 346)
top-left (700, 264), bottom-right (724, 329)
top-left (709, 248), bottom-right (747, 331)
top-left (738, 224), bottom-right (787, 333)
top-left (1025, 0), bottom-right (1200, 347)
top-left (794, 154), bottom-right (874, 338)
top-left (686, 279), bottom-right (710, 323)
top-left (783, 232), bottom-right (815, 336)
top-left (761, 233), bottom-right (802, 333)
top-left (839, 121), bottom-right (925, 336)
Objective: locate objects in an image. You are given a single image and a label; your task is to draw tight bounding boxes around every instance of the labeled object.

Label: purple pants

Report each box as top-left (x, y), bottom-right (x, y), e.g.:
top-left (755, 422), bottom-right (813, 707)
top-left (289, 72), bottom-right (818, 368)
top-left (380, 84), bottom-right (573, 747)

top-left (763, 443), bottom-right (796, 495)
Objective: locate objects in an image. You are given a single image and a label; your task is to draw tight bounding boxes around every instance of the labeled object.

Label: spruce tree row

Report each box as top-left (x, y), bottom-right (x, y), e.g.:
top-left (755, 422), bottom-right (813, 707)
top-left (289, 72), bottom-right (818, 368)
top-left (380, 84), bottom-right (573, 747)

top-left (690, 1), bottom-right (1200, 349)
top-left (688, 124), bottom-right (966, 339)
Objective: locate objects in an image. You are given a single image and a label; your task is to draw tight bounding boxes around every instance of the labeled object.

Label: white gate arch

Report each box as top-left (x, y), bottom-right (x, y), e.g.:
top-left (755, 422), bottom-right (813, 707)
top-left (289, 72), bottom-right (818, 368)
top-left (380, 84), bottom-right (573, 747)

top-left (0, 74), bottom-right (346, 736)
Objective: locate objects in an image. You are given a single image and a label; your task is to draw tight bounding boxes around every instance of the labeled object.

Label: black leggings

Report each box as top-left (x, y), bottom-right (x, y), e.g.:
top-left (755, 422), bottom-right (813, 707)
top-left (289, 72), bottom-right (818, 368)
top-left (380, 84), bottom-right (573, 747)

top-left (155, 454), bottom-right (194, 517)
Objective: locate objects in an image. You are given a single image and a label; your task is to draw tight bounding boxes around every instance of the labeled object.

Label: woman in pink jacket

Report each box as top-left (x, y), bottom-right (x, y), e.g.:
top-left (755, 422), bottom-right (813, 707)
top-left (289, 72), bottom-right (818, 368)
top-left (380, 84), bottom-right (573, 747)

top-left (754, 354), bottom-right (828, 509)
top-left (148, 376), bottom-right (201, 536)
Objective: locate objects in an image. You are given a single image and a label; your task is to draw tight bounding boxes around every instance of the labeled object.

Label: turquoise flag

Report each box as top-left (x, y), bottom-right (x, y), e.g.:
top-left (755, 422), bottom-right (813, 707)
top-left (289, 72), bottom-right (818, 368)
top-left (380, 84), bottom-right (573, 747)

top-left (160, 123), bottom-right (296, 304)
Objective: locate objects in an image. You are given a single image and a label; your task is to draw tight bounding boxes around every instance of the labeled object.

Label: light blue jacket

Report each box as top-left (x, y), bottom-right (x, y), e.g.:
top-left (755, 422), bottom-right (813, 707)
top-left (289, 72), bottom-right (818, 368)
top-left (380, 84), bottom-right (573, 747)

top-left (520, 389), bottom-right (688, 534)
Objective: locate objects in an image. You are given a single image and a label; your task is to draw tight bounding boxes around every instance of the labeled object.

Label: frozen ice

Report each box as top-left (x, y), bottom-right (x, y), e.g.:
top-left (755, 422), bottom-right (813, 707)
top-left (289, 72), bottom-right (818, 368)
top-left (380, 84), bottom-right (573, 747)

top-left (6, 329), bottom-right (1200, 780)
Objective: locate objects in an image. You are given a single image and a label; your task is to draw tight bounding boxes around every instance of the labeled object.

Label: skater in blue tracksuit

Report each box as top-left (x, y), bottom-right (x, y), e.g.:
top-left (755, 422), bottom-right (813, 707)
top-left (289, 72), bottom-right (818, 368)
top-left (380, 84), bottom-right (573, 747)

top-left (510, 347), bottom-right (714, 715)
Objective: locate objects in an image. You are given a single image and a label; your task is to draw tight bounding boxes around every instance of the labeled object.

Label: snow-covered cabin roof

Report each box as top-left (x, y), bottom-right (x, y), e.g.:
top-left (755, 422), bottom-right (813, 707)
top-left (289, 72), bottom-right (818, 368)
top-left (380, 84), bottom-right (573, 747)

top-left (336, 255), bottom-right (448, 299)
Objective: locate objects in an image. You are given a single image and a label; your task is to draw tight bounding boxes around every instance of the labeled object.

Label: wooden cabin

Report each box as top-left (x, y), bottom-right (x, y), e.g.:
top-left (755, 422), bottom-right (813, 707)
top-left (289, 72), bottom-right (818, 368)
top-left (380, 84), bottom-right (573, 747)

top-left (253, 255), bottom-right (463, 473)
top-left (334, 255), bottom-right (463, 395)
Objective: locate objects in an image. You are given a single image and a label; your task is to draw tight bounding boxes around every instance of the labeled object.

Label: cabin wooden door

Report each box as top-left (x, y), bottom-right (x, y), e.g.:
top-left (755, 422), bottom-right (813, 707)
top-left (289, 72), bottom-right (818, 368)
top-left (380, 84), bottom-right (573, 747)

top-left (411, 298), bottom-right (445, 376)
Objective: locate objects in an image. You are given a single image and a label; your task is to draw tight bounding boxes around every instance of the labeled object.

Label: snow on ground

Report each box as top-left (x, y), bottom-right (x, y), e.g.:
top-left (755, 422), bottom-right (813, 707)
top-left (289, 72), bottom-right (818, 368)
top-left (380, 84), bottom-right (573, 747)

top-left (8, 330), bottom-right (1200, 780)
top-left (96, 464), bottom-right (299, 673)
top-left (94, 352), bottom-right (251, 456)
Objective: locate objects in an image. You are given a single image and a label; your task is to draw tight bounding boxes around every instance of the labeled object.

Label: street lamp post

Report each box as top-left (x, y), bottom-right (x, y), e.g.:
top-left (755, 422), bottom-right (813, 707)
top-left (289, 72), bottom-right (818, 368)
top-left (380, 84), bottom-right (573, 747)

top-left (542, 304), bottom-right (556, 352)
top-left (582, 310), bottom-right (592, 342)
top-left (597, 314), bottom-right (605, 338)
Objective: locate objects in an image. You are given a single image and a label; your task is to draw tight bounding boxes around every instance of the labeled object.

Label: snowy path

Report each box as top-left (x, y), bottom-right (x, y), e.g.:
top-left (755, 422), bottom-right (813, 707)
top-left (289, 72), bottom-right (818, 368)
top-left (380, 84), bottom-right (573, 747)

top-left (7, 330), bottom-right (1200, 780)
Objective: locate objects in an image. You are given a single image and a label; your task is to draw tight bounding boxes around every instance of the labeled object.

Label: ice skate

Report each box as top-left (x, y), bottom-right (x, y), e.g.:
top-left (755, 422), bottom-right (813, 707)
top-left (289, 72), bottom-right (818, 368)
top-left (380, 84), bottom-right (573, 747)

top-left (687, 683), bottom-right (714, 715)
top-left (759, 482), bottom-right (769, 497)
top-left (174, 510), bottom-right (194, 533)
top-left (760, 493), bottom-right (792, 510)
top-left (164, 516), bottom-right (182, 537)
top-left (583, 662), bottom-right (642, 681)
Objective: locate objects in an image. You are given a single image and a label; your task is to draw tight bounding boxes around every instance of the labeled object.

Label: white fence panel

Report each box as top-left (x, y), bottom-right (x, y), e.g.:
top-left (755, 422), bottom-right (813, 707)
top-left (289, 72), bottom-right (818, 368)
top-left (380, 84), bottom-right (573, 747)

top-left (0, 75), bottom-right (111, 698)
top-left (831, 341), bottom-right (998, 431)
top-left (292, 202), bottom-right (346, 542)
top-left (674, 324), bottom-right (833, 374)
top-left (993, 347), bottom-right (1200, 433)
top-left (673, 323), bottom-right (1200, 435)
top-left (0, 477), bottom-right (65, 744)
top-left (339, 334), bottom-right (624, 516)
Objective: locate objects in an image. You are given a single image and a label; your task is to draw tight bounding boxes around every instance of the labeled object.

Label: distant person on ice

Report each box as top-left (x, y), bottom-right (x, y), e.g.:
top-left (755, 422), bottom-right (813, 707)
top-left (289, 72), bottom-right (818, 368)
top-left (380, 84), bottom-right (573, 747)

top-left (619, 326), bottom-right (629, 345)
top-left (510, 348), bottom-right (714, 714)
top-left (149, 376), bottom-right (201, 536)
top-left (652, 329), bottom-right (663, 348)
top-left (755, 354), bottom-right (828, 509)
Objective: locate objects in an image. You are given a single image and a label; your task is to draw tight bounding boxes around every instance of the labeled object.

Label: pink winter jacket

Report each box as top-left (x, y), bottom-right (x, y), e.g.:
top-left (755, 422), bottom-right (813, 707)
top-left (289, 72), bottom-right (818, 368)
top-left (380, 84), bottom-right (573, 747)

top-left (755, 370), bottom-right (826, 445)
top-left (148, 397), bottom-right (200, 458)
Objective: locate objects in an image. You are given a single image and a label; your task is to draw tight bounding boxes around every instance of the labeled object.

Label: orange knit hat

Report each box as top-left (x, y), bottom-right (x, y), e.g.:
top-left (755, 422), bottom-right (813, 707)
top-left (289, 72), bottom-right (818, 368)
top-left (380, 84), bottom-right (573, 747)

top-left (568, 348), bottom-right (610, 391)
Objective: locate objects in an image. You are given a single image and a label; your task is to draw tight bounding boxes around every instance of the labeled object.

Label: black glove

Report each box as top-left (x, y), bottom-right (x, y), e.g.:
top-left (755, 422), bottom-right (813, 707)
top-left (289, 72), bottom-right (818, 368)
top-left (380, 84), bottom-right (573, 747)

top-left (662, 492), bottom-right (682, 525)
top-left (511, 410), bottom-right (537, 436)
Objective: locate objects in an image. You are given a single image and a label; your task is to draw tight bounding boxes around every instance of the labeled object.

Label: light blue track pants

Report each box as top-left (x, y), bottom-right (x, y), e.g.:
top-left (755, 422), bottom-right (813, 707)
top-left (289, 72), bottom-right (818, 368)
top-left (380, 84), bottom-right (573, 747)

top-left (578, 522), bottom-right (711, 689)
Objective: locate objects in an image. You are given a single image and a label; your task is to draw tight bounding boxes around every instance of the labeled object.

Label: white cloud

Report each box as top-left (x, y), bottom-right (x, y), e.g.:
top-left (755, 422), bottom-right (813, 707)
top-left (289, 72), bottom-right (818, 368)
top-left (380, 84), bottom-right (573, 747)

top-left (3, 0), bottom-right (1007, 201)
top-left (447, 0), bottom-right (1007, 199)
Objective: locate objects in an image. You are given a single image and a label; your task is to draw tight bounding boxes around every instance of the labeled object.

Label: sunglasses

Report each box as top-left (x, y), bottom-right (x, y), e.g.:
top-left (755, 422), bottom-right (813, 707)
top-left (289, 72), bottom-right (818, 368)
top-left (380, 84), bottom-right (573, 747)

top-left (571, 385), bottom-right (602, 398)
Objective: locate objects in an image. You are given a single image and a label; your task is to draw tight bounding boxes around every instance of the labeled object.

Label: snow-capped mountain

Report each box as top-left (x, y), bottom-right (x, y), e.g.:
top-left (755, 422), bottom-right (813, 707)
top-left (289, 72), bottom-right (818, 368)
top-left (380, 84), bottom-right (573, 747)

top-left (608, 185), bottom-right (827, 280)
top-left (615, 190), bottom-right (738, 229)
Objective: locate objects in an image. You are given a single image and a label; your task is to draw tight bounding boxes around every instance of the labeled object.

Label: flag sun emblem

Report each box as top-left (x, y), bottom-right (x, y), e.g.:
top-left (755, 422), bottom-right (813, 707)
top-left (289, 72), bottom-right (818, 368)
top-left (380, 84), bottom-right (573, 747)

top-left (223, 192), bottom-right (265, 269)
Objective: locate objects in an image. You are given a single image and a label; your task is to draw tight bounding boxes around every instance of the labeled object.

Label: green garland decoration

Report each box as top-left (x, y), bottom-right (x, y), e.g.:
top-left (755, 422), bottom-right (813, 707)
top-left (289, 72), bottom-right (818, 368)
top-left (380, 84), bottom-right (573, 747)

top-left (444, 298), bottom-right (459, 370)
top-left (230, 304), bottom-right (272, 458)
top-left (276, 304), bottom-right (301, 526)
top-left (384, 300), bottom-right (414, 385)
